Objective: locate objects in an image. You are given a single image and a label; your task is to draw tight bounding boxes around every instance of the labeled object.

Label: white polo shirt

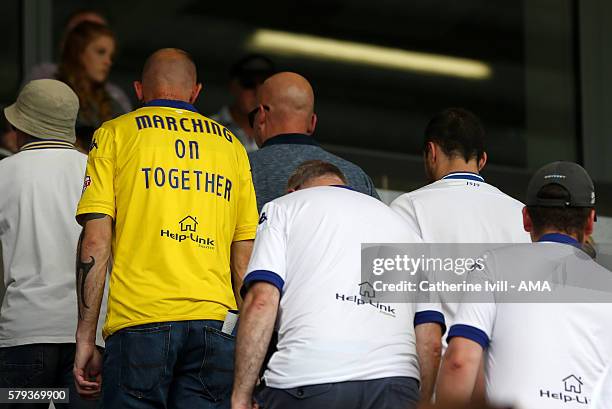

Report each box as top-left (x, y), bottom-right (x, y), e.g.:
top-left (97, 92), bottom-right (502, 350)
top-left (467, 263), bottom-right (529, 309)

top-left (243, 185), bottom-right (444, 389)
top-left (590, 365), bottom-right (612, 409)
top-left (390, 172), bottom-right (529, 243)
top-left (449, 234), bottom-right (612, 409)
top-left (0, 140), bottom-right (105, 347)
top-left (390, 172), bottom-right (530, 328)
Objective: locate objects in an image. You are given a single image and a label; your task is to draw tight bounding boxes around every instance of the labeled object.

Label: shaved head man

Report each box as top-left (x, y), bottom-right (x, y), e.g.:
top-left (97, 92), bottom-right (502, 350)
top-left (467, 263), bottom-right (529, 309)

top-left (252, 72), bottom-right (316, 145)
top-left (74, 48), bottom-right (259, 408)
top-left (248, 72), bottom-right (380, 211)
top-left (134, 48), bottom-right (202, 103)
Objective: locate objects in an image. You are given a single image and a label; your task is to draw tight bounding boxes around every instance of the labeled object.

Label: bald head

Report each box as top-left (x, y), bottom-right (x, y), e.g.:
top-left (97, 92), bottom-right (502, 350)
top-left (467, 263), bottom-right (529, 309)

top-left (254, 72), bottom-right (316, 143)
top-left (260, 72), bottom-right (314, 117)
top-left (135, 48), bottom-right (201, 103)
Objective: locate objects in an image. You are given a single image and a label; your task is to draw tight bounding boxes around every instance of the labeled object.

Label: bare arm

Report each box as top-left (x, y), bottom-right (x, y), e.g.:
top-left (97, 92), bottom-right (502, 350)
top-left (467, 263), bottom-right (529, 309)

top-left (230, 239), bottom-right (254, 308)
top-left (76, 215), bottom-right (112, 336)
top-left (415, 322), bottom-right (443, 403)
top-left (74, 214), bottom-right (112, 398)
top-left (471, 357), bottom-right (487, 404)
top-left (436, 337), bottom-right (483, 406)
top-left (231, 282), bottom-right (279, 409)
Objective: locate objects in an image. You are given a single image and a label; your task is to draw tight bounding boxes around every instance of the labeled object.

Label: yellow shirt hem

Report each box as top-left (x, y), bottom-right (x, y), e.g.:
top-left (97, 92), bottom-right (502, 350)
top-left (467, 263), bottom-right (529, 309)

top-left (233, 225), bottom-right (257, 241)
top-left (103, 312), bottom-right (228, 339)
top-left (76, 204), bottom-right (115, 219)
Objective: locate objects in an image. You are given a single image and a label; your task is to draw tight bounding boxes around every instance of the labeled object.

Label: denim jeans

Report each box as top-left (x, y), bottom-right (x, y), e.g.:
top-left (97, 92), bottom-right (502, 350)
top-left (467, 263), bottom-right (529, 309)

top-left (102, 320), bottom-right (234, 409)
top-left (0, 343), bottom-right (100, 409)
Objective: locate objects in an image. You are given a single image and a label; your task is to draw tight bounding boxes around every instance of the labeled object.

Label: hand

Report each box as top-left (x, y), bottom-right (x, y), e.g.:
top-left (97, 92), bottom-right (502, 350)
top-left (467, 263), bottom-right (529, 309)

top-left (231, 394), bottom-right (260, 409)
top-left (73, 341), bottom-right (103, 399)
top-left (230, 400), bottom-right (251, 409)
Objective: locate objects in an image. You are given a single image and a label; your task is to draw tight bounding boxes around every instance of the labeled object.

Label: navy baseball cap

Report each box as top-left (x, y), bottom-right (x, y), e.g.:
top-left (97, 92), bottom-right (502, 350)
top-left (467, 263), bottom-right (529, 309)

top-left (526, 161), bottom-right (595, 208)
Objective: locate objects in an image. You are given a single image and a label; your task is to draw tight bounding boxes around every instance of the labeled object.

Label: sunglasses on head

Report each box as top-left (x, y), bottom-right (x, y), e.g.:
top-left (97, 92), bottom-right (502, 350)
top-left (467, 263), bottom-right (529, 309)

top-left (248, 105), bottom-right (270, 128)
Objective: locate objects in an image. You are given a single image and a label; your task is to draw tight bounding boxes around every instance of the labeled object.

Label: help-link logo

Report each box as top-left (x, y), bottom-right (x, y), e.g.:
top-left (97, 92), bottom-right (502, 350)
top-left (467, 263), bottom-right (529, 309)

top-left (539, 375), bottom-right (589, 405)
top-left (160, 216), bottom-right (215, 250)
top-left (334, 282), bottom-right (396, 317)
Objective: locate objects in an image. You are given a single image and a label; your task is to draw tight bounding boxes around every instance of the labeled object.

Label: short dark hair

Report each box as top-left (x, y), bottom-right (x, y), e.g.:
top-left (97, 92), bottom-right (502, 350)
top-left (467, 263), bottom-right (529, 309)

top-left (229, 54), bottom-right (275, 89)
top-left (527, 184), bottom-right (593, 241)
top-left (424, 108), bottom-right (485, 162)
top-left (287, 160), bottom-right (347, 191)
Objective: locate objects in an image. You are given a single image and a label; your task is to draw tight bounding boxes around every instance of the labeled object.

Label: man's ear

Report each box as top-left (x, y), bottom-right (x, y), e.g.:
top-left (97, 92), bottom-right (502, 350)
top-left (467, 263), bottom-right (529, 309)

top-left (253, 105), bottom-right (264, 127)
top-left (306, 113), bottom-right (317, 135)
top-left (585, 209), bottom-right (596, 237)
top-left (190, 83), bottom-right (203, 104)
top-left (425, 141), bottom-right (437, 162)
top-left (252, 105), bottom-right (267, 148)
top-left (133, 81), bottom-right (144, 102)
top-left (522, 207), bottom-right (533, 233)
top-left (478, 152), bottom-right (488, 171)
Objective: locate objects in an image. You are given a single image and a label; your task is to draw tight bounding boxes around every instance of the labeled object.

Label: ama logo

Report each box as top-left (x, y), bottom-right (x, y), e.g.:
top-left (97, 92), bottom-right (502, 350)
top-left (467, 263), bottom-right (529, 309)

top-left (160, 215), bottom-right (215, 250)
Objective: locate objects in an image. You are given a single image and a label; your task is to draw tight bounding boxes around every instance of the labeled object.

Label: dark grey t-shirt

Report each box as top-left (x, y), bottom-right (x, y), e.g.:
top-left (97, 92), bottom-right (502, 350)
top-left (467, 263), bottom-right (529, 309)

top-left (249, 134), bottom-right (380, 211)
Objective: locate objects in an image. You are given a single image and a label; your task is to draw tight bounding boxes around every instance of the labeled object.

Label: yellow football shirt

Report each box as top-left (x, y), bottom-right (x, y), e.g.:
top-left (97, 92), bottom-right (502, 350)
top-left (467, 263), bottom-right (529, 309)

top-left (77, 99), bottom-right (258, 338)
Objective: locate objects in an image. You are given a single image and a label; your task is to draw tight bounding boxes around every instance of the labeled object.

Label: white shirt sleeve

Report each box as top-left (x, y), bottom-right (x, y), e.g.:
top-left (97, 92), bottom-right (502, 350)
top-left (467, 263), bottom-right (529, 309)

top-left (414, 302), bottom-right (447, 334)
top-left (390, 195), bottom-right (423, 239)
top-left (242, 201), bottom-right (287, 297)
top-left (413, 264), bottom-right (447, 333)
top-left (447, 252), bottom-right (497, 349)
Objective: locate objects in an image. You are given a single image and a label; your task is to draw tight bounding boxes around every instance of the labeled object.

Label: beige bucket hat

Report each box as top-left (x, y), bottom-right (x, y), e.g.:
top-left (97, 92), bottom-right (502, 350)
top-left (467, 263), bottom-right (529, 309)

top-left (4, 79), bottom-right (79, 144)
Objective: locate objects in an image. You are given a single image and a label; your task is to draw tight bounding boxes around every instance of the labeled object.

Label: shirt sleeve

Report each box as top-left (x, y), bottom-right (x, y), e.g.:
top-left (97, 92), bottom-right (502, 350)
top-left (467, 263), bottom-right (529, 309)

top-left (414, 264), bottom-right (446, 334)
top-left (414, 302), bottom-right (447, 335)
top-left (76, 126), bottom-right (116, 223)
top-left (241, 201), bottom-right (287, 297)
top-left (390, 195), bottom-right (423, 239)
top-left (232, 144), bottom-right (258, 242)
top-left (447, 252), bottom-right (497, 349)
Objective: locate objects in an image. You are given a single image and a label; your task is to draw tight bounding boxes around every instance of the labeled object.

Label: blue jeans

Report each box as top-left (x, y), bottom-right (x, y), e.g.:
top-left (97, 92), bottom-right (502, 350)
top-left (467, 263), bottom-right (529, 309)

top-left (0, 343), bottom-right (100, 409)
top-left (103, 320), bottom-right (235, 409)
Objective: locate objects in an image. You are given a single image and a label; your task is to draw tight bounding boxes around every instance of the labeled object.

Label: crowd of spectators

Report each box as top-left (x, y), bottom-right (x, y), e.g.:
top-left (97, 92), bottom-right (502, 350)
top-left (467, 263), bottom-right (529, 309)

top-left (0, 8), bottom-right (610, 409)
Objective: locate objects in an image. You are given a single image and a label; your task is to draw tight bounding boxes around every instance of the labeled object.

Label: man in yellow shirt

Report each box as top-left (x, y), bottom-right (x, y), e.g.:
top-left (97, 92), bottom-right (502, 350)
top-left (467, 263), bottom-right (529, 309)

top-left (73, 48), bottom-right (258, 409)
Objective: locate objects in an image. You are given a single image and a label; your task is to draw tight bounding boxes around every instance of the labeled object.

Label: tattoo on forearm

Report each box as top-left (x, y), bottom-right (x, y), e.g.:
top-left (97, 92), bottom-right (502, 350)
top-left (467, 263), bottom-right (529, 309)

top-left (76, 226), bottom-right (98, 320)
top-left (77, 256), bottom-right (96, 320)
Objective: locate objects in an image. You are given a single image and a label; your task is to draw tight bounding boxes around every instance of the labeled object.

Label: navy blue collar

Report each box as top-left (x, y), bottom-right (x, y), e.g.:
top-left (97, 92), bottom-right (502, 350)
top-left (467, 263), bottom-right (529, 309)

top-left (538, 233), bottom-right (580, 246)
top-left (331, 184), bottom-right (356, 191)
top-left (143, 99), bottom-right (198, 113)
top-left (442, 171), bottom-right (485, 182)
top-left (261, 133), bottom-right (319, 148)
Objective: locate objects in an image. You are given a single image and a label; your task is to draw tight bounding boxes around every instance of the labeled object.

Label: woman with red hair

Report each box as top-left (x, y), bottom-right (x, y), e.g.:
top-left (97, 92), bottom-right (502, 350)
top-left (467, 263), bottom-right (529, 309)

top-left (57, 21), bottom-right (126, 151)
